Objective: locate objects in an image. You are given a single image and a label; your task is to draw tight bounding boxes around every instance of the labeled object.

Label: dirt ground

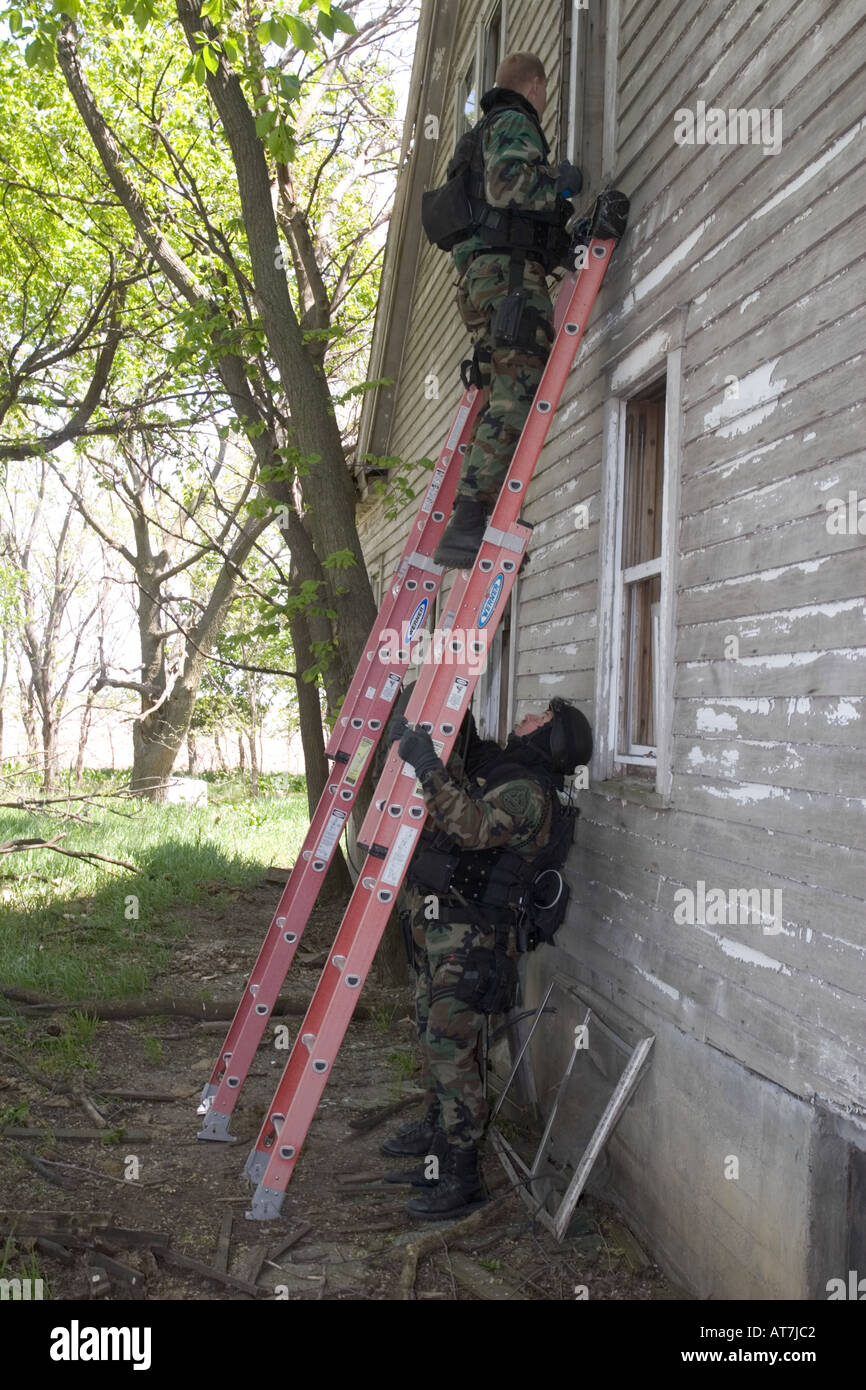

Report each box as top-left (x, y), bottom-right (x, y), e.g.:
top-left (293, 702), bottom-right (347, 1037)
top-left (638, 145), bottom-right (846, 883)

top-left (0, 881), bottom-right (683, 1301)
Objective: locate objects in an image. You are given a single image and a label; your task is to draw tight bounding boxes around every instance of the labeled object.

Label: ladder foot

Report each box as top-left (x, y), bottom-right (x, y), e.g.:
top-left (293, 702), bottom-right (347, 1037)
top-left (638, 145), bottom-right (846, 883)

top-left (196, 1083), bottom-right (218, 1117)
top-left (245, 1184), bottom-right (285, 1221)
top-left (196, 1109), bottom-right (237, 1143)
top-left (243, 1148), bottom-right (270, 1185)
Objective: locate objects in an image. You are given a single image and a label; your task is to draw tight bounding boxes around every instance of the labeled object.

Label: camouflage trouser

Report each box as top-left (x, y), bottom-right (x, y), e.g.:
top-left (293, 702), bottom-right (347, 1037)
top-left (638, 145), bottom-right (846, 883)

top-left (455, 252), bottom-right (553, 506)
top-left (412, 911), bottom-right (493, 1151)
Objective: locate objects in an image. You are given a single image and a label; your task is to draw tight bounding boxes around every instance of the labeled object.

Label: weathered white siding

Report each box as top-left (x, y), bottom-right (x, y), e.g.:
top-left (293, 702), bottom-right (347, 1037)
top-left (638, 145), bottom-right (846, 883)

top-left (357, 0), bottom-right (865, 1297)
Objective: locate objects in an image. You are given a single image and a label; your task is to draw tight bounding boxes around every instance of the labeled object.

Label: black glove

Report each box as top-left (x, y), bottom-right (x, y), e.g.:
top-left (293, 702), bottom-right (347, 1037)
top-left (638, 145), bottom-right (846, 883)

top-left (394, 722), bottom-right (442, 780)
top-left (556, 159), bottom-right (583, 199)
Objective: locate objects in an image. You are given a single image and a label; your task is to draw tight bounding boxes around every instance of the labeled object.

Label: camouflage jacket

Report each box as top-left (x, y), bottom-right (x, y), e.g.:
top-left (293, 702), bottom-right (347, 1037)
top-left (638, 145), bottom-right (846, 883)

top-left (452, 86), bottom-right (561, 277)
top-left (419, 763), bottom-right (554, 861)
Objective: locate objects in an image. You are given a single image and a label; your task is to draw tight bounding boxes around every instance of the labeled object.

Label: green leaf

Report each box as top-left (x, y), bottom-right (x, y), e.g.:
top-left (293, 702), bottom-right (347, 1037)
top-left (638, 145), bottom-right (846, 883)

top-left (256, 19), bottom-right (271, 43)
top-left (222, 35), bottom-right (239, 62)
top-left (286, 15), bottom-right (317, 51)
top-left (268, 123), bottom-right (295, 164)
top-left (317, 0), bottom-right (332, 13)
top-left (179, 56), bottom-right (197, 83)
top-left (255, 109), bottom-right (277, 136)
top-left (322, 548), bottom-right (356, 570)
top-left (193, 53), bottom-right (207, 84)
top-left (270, 18), bottom-right (288, 47)
top-left (202, 44), bottom-right (220, 73)
top-left (133, 0), bottom-right (150, 31)
top-left (201, 0), bottom-right (224, 20)
top-left (8, 10), bottom-right (22, 33)
top-left (279, 72), bottom-right (301, 100)
top-left (58, 0), bottom-right (81, 17)
top-left (331, 6), bottom-right (357, 34)
top-left (317, 11), bottom-right (334, 40)
top-left (24, 38), bottom-right (41, 68)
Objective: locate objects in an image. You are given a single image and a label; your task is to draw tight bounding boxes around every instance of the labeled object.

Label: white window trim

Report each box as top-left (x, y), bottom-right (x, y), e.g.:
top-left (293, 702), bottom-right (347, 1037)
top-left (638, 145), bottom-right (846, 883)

top-left (602, 0), bottom-right (621, 180)
top-left (566, 0), bottom-right (586, 165)
top-left (594, 344), bottom-right (683, 799)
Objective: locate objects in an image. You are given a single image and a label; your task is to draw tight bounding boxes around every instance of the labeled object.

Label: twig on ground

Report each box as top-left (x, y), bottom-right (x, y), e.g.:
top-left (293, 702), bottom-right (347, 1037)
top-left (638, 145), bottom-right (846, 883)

top-left (0, 836), bottom-right (138, 872)
top-left (396, 1194), bottom-right (509, 1300)
top-left (0, 986), bottom-right (358, 1021)
top-left (346, 1091), bottom-right (423, 1134)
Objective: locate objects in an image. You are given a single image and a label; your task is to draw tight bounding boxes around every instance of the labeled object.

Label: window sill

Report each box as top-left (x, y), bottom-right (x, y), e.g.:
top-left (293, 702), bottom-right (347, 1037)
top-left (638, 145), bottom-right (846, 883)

top-left (591, 778), bottom-right (671, 810)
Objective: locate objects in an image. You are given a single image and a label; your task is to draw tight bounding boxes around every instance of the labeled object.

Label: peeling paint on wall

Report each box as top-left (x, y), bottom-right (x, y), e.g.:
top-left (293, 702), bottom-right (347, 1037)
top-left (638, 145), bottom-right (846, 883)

top-left (703, 360), bottom-right (787, 437)
top-left (696, 707), bottom-right (738, 732)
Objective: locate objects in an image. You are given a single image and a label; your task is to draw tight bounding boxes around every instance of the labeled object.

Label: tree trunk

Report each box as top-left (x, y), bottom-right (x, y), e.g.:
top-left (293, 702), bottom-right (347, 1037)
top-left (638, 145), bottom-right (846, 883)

top-left (187, 729), bottom-right (198, 775)
top-left (214, 729), bottom-right (227, 772)
top-left (245, 666), bottom-right (259, 799)
top-left (74, 687), bottom-right (96, 788)
top-left (41, 707), bottom-right (59, 794)
top-left (0, 640), bottom-right (8, 763)
top-left (248, 733), bottom-right (258, 799)
top-left (18, 674), bottom-right (38, 760)
top-left (290, 607), bottom-right (351, 902)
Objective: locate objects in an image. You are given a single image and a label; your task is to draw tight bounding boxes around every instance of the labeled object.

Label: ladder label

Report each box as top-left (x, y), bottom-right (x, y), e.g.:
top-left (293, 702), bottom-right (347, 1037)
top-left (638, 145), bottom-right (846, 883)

top-left (478, 573), bottom-right (504, 628)
top-left (421, 465), bottom-right (446, 514)
top-left (445, 676), bottom-right (469, 712)
top-left (365, 685), bottom-right (377, 699)
top-left (442, 404), bottom-right (472, 459)
top-left (315, 810), bottom-right (348, 860)
top-left (380, 672), bottom-right (402, 703)
top-left (405, 598), bottom-right (428, 641)
top-left (344, 737), bottom-right (374, 788)
top-left (381, 825), bottom-right (419, 886)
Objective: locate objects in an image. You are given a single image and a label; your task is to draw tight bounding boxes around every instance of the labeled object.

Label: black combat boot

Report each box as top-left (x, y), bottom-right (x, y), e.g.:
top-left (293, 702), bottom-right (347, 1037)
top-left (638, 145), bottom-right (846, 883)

top-left (405, 1142), bottom-right (487, 1220)
top-left (383, 1127), bottom-right (448, 1186)
top-left (380, 1105), bottom-right (441, 1157)
top-left (432, 496), bottom-right (486, 569)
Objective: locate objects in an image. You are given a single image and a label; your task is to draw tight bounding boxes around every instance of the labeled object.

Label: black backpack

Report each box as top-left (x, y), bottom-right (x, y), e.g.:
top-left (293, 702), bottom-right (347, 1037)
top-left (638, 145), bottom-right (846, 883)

top-left (421, 109), bottom-right (572, 270)
top-left (420, 118), bottom-right (492, 252)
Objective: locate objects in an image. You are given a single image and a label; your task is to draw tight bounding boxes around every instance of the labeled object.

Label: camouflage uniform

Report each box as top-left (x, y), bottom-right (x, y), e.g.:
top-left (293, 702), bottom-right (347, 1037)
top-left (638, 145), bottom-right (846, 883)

top-left (452, 90), bottom-right (561, 507)
top-left (409, 763), bottom-right (554, 1150)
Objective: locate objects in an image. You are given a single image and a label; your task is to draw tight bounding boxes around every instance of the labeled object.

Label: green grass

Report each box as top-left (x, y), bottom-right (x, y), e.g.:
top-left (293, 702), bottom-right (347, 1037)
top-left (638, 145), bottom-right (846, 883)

top-left (386, 1047), bottom-right (418, 1082)
top-left (0, 785), bottom-right (309, 1003)
top-left (0, 1238), bottom-right (49, 1299)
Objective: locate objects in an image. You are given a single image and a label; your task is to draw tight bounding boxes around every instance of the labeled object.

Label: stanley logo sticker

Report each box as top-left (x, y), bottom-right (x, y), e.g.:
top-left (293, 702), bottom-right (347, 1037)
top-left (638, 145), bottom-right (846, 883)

top-left (478, 574), bottom-right (504, 628)
top-left (406, 598), bottom-right (428, 642)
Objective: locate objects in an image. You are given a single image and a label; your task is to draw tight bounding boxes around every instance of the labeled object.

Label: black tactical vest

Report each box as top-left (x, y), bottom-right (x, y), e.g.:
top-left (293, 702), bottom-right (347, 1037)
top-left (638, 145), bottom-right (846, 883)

top-left (420, 88), bottom-right (572, 270)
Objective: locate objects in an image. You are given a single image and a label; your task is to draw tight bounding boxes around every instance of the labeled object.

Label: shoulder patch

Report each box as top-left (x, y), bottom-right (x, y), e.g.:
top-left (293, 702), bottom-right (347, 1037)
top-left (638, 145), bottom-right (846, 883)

top-left (496, 780), bottom-right (534, 820)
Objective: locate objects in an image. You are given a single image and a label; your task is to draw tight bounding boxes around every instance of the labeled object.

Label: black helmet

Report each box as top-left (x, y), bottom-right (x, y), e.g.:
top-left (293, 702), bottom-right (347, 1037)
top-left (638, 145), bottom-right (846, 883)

top-left (547, 698), bottom-right (593, 774)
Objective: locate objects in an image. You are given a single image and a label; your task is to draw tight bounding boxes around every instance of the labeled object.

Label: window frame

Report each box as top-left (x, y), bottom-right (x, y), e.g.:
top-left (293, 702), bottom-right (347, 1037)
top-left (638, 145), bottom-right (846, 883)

top-left (454, 0), bottom-right (508, 142)
top-left (594, 339), bottom-right (683, 800)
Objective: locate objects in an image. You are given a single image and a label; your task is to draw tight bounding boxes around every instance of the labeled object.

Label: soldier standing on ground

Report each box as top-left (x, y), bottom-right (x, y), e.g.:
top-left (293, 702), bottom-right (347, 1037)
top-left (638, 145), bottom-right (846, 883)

top-left (380, 698), bottom-right (593, 1219)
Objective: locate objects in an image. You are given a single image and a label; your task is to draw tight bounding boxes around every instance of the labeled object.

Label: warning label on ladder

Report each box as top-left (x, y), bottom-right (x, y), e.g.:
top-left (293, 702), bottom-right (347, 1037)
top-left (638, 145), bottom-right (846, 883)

top-left (344, 737), bottom-right (373, 788)
top-left (315, 810), bottom-right (347, 860)
top-left (380, 672), bottom-right (402, 704)
top-left (445, 676), bottom-right (469, 711)
top-left (381, 825), bottom-right (419, 887)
